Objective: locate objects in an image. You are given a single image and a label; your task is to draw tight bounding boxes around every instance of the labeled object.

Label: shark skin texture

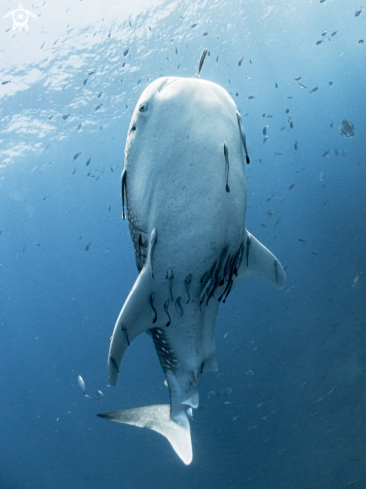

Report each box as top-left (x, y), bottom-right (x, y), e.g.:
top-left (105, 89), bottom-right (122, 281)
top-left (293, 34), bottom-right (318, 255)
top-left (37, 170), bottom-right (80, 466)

top-left (97, 76), bottom-right (286, 465)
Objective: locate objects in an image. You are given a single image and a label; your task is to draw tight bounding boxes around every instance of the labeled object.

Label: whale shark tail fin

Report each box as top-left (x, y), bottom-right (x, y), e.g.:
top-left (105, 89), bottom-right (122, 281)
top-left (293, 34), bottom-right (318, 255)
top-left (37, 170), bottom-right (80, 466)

top-left (97, 404), bottom-right (192, 465)
top-left (238, 230), bottom-right (286, 289)
top-left (108, 230), bottom-right (157, 386)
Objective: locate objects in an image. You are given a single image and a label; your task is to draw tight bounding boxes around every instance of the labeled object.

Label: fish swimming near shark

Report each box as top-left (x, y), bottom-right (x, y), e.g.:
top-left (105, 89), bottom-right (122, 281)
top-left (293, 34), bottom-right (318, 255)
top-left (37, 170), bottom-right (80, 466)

top-left (97, 76), bottom-right (286, 465)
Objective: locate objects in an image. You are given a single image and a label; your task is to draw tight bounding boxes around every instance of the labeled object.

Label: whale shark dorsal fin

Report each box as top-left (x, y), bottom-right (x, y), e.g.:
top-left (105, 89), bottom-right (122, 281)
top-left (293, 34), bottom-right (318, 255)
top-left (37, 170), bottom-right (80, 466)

top-left (236, 230), bottom-right (286, 289)
top-left (108, 229), bottom-right (157, 386)
top-left (97, 405), bottom-right (192, 465)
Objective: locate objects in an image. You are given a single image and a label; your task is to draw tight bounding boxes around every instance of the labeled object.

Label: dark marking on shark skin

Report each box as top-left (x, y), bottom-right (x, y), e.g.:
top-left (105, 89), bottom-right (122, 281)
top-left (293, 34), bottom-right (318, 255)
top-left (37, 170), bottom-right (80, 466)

top-left (121, 168), bottom-right (127, 220)
top-left (223, 142), bottom-right (230, 192)
top-left (215, 245), bottom-right (229, 283)
top-left (219, 256), bottom-right (235, 302)
top-left (166, 268), bottom-right (174, 301)
top-left (150, 293), bottom-right (157, 323)
top-left (236, 241), bottom-right (245, 275)
top-left (198, 241), bottom-right (246, 305)
top-left (221, 252), bottom-right (232, 286)
top-left (246, 235), bottom-right (251, 267)
top-left (274, 259), bottom-right (279, 283)
top-left (206, 278), bottom-right (220, 306)
top-left (129, 226), bottom-right (148, 272)
top-left (175, 297), bottom-right (183, 317)
top-left (164, 299), bottom-right (171, 327)
top-left (121, 325), bottom-right (130, 346)
top-left (200, 362), bottom-right (205, 374)
top-left (185, 274), bottom-right (192, 304)
top-left (110, 355), bottom-right (120, 373)
top-left (222, 279), bottom-right (233, 303)
top-left (236, 110), bottom-right (251, 164)
top-left (200, 278), bottom-right (212, 306)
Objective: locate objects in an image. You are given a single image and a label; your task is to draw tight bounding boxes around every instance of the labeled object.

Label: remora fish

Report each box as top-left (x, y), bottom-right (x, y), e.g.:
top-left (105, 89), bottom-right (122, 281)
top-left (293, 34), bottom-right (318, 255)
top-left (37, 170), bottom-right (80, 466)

top-left (98, 76), bottom-right (286, 465)
top-left (195, 48), bottom-right (208, 77)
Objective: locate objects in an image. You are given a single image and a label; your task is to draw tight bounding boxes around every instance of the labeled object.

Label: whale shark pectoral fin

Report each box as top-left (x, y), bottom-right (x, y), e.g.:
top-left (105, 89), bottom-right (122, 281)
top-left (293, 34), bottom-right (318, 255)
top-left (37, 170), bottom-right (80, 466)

top-left (97, 405), bottom-right (192, 465)
top-left (108, 268), bottom-right (154, 385)
top-left (236, 230), bottom-right (286, 289)
top-left (108, 229), bottom-right (157, 386)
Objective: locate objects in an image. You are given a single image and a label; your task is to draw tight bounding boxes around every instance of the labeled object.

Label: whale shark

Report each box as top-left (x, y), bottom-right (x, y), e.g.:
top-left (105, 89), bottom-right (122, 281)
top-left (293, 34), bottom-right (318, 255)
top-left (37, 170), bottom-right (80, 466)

top-left (97, 76), bottom-right (286, 465)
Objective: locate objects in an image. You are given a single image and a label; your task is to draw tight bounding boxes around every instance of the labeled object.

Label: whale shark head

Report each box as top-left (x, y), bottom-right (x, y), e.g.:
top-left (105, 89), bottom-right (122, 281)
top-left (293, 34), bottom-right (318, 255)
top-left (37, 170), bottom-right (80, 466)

top-left (98, 76), bottom-right (286, 465)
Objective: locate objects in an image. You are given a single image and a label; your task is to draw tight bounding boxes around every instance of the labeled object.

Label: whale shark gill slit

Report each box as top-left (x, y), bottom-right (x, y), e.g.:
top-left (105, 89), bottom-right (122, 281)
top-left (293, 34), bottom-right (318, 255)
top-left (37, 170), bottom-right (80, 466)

top-left (274, 259), bottom-right (279, 283)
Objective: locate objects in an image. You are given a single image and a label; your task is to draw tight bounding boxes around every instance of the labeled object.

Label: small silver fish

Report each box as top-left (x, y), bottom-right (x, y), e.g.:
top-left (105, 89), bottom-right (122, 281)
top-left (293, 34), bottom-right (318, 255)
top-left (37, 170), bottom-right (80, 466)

top-left (309, 87), bottom-right (318, 94)
top-left (195, 48), bottom-right (207, 77)
top-left (322, 31), bottom-right (327, 36)
top-left (316, 40), bottom-right (324, 45)
top-left (322, 149), bottom-right (331, 157)
top-left (331, 30), bottom-right (338, 36)
top-left (294, 76), bottom-right (301, 81)
top-left (248, 95), bottom-right (255, 100)
top-left (77, 375), bottom-right (92, 397)
top-left (352, 272), bottom-right (362, 288)
top-left (95, 390), bottom-right (104, 400)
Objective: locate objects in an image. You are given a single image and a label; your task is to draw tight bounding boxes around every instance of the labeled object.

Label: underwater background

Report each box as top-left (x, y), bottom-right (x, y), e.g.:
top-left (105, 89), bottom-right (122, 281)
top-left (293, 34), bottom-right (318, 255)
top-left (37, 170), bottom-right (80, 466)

top-left (0, 0), bottom-right (365, 487)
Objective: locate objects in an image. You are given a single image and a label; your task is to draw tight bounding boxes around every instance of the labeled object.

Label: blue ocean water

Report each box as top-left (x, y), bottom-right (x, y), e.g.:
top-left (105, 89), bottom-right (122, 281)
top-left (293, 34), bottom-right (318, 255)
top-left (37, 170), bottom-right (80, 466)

top-left (0, 0), bottom-right (365, 487)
